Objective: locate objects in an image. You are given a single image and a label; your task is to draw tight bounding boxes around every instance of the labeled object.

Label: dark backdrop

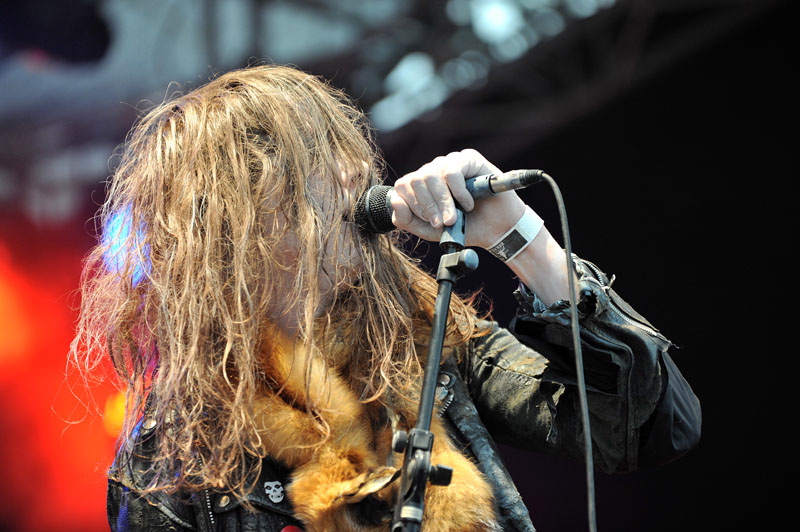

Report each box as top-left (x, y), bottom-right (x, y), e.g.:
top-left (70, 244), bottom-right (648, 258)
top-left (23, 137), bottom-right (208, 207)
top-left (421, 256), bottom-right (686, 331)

top-left (378, 3), bottom-right (794, 530)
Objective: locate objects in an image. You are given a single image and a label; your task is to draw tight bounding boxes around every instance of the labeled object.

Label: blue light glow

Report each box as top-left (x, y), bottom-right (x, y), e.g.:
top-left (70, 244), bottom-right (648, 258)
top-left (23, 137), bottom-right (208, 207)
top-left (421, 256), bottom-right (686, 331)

top-left (102, 206), bottom-right (149, 286)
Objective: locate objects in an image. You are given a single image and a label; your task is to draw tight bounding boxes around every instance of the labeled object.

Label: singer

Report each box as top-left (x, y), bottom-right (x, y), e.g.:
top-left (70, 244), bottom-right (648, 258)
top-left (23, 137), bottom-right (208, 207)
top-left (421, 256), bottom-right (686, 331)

top-left (70, 64), bottom-right (701, 532)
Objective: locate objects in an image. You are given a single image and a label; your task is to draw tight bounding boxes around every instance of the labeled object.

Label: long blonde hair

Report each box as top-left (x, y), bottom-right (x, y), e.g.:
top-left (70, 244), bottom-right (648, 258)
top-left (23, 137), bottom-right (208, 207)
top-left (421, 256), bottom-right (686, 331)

top-left (71, 64), bottom-right (484, 499)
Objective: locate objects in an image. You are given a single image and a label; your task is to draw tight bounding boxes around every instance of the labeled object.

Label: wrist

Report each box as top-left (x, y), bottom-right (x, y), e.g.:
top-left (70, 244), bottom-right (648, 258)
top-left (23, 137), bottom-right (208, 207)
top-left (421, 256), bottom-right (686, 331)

top-left (506, 228), bottom-right (576, 306)
top-left (485, 206), bottom-right (544, 262)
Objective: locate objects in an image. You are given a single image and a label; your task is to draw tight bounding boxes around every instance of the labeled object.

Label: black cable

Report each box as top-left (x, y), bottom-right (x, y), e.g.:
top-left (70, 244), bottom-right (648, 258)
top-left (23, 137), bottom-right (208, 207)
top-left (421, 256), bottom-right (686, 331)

top-left (539, 171), bottom-right (596, 532)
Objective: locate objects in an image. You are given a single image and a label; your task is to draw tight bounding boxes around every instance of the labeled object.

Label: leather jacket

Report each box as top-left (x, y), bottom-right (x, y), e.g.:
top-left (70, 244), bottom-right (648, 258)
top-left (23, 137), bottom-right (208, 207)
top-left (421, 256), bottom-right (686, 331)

top-left (107, 257), bottom-right (702, 531)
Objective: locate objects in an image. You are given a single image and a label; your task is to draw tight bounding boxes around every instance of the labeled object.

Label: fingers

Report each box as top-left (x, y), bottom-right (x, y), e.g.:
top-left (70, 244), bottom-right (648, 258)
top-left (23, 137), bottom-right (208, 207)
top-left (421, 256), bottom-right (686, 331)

top-left (390, 198), bottom-right (440, 242)
top-left (409, 163), bottom-right (453, 228)
top-left (444, 168), bottom-right (473, 215)
top-left (393, 149), bottom-right (499, 230)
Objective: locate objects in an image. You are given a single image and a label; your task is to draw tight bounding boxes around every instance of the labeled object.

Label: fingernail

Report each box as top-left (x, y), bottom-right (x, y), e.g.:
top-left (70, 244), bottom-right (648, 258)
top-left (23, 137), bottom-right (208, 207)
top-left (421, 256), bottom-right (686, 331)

top-left (431, 215), bottom-right (441, 227)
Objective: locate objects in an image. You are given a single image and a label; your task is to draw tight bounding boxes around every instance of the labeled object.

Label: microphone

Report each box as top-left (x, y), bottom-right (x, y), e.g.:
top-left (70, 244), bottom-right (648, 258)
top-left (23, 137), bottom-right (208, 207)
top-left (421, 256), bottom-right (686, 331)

top-left (353, 169), bottom-right (548, 233)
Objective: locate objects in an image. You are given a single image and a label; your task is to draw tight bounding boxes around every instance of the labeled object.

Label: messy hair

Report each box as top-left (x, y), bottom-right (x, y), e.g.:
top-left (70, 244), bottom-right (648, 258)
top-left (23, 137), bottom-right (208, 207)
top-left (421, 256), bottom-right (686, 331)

top-left (70, 64), bottom-right (483, 499)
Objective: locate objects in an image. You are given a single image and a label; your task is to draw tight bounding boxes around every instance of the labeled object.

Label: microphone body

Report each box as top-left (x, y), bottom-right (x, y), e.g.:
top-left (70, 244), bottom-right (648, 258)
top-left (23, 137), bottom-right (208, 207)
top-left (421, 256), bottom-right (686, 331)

top-left (354, 169), bottom-right (546, 234)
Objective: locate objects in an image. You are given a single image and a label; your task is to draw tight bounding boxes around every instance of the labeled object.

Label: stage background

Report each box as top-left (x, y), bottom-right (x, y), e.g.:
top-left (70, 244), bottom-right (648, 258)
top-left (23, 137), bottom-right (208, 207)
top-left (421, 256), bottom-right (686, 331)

top-left (0, 1), bottom-right (793, 531)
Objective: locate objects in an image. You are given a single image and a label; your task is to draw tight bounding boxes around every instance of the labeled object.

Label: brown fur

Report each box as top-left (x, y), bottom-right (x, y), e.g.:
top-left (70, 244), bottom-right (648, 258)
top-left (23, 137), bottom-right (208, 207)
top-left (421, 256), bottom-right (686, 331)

top-left (254, 327), bottom-right (499, 531)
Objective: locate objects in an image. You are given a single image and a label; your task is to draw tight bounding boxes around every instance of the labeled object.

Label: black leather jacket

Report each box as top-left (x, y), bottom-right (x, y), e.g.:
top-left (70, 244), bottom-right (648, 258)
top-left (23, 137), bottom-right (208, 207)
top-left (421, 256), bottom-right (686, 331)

top-left (107, 257), bottom-right (701, 531)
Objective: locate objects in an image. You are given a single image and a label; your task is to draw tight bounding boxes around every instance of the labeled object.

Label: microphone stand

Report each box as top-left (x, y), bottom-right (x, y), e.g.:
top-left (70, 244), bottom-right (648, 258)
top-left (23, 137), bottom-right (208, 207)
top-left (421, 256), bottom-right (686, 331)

top-left (391, 208), bottom-right (478, 532)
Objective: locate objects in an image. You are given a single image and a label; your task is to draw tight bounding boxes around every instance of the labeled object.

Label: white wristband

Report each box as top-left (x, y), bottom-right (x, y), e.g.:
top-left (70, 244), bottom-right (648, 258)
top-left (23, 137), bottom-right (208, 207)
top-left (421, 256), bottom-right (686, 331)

top-left (486, 206), bottom-right (544, 262)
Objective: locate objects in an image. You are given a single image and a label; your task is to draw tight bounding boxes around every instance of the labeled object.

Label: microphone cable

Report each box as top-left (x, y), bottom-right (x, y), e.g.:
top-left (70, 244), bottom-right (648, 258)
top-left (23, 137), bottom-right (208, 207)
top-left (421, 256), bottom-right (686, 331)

top-left (538, 170), bottom-right (597, 532)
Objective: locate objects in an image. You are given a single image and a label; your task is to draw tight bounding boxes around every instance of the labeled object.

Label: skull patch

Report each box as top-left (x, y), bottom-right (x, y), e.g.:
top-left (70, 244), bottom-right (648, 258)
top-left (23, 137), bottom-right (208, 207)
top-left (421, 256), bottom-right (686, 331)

top-left (264, 480), bottom-right (285, 503)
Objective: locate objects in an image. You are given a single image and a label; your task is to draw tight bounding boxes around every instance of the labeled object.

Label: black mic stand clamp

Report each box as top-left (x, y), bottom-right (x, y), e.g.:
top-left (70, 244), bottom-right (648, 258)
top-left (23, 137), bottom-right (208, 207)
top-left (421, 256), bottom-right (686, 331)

top-left (391, 208), bottom-right (478, 532)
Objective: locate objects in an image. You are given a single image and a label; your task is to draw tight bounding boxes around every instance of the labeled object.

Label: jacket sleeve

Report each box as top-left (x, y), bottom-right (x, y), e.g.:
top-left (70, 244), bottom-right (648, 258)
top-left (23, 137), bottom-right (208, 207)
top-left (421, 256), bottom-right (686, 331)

top-left (459, 256), bottom-right (701, 474)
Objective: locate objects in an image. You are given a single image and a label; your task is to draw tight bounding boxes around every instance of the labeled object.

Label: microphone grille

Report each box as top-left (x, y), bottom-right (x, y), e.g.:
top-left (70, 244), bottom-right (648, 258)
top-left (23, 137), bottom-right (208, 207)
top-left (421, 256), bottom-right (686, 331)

top-left (354, 185), bottom-right (394, 233)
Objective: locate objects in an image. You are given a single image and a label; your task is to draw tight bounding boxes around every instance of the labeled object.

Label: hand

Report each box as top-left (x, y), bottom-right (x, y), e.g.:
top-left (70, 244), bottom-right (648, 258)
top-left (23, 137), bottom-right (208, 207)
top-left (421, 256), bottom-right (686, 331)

top-left (389, 149), bottom-right (528, 248)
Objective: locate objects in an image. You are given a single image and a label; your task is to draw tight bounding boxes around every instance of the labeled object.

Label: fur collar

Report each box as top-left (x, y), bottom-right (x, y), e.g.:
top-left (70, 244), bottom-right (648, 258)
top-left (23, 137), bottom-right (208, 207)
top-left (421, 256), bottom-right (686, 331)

top-left (253, 325), bottom-right (499, 531)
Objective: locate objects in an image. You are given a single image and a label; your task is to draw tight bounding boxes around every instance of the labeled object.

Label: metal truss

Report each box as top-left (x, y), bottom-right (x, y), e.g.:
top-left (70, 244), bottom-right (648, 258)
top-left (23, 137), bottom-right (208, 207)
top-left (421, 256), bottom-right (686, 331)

top-left (371, 0), bottom-right (788, 160)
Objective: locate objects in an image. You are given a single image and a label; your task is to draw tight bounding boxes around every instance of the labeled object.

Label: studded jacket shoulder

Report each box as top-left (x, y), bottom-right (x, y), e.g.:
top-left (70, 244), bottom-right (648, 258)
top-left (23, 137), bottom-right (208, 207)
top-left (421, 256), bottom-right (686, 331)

top-left (107, 410), bottom-right (305, 532)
